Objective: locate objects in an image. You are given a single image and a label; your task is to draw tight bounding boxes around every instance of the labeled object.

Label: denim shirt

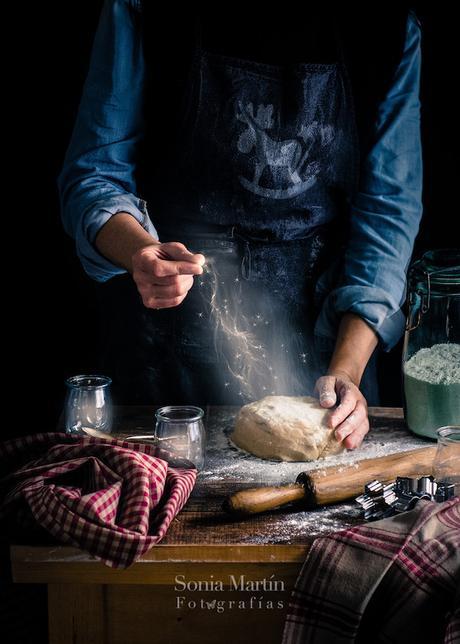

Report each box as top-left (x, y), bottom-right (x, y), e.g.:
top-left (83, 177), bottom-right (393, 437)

top-left (58, 0), bottom-right (422, 352)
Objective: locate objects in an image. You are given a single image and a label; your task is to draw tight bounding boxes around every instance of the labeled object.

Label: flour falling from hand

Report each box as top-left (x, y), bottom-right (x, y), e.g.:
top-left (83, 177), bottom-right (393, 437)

top-left (202, 258), bottom-right (313, 402)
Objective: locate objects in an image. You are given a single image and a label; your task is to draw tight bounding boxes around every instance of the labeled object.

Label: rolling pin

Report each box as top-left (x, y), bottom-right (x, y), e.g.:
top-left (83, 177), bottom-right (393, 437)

top-left (223, 446), bottom-right (439, 515)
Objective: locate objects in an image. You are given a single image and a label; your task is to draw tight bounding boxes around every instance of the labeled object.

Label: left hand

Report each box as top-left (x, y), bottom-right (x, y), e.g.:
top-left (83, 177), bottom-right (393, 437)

top-left (315, 370), bottom-right (370, 449)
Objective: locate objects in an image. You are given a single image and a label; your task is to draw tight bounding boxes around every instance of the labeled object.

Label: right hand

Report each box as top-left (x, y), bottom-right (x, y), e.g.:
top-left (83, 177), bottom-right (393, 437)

top-left (132, 241), bottom-right (205, 309)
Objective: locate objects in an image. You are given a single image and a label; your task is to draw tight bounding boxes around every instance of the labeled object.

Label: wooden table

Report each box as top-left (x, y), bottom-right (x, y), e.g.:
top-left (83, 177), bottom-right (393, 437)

top-left (10, 406), bottom-right (430, 644)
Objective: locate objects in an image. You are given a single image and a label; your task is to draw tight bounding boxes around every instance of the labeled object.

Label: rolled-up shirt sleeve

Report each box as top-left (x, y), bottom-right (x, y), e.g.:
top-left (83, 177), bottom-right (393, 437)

top-left (58, 0), bottom-right (158, 282)
top-left (315, 12), bottom-right (423, 351)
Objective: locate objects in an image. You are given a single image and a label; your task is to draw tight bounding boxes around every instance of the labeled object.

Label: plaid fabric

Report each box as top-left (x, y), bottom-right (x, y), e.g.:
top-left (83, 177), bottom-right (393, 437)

top-left (0, 432), bottom-right (196, 568)
top-left (284, 497), bottom-right (460, 644)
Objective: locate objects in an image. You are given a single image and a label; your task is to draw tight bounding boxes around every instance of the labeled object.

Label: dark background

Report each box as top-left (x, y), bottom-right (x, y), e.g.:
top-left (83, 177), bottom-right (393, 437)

top-left (1, 4), bottom-right (456, 643)
top-left (7, 2), bottom-right (456, 437)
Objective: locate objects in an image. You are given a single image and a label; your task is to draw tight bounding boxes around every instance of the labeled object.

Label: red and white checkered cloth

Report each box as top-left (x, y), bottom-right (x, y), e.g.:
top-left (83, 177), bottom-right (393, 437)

top-left (283, 497), bottom-right (460, 644)
top-left (0, 432), bottom-right (197, 568)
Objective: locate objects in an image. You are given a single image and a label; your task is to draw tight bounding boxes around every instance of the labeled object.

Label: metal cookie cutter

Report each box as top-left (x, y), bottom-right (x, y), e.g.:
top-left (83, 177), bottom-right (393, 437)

top-left (356, 476), bottom-right (456, 521)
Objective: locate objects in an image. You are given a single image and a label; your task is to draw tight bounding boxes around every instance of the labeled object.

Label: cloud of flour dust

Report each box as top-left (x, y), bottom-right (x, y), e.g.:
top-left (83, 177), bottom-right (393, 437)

top-left (201, 257), bottom-right (312, 402)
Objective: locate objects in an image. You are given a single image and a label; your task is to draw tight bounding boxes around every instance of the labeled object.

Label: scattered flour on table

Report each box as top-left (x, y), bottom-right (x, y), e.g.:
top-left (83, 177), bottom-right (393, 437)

top-left (404, 343), bottom-right (460, 385)
top-left (200, 408), bottom-right (430, 485)
top-left (238, 502), bottom-right (361, 544)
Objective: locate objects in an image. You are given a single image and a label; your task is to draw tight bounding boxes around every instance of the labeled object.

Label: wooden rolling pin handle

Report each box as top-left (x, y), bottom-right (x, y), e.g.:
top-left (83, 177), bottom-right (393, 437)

top-left (222, 483), bottom-right (305, 515)
top-left (223, 446), bottom-right (439, 516)
top-left (300, 445), bottom-right (438, 507)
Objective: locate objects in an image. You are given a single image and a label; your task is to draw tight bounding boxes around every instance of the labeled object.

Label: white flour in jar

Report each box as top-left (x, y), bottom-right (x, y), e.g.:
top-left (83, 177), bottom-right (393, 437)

top-left (403, 343), bottom-right (460, 437)
top-left (404, 343), bottom-right (460, 384)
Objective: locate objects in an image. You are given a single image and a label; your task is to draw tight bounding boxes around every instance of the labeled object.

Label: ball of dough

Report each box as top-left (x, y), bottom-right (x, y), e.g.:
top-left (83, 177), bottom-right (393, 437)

top-left (231, 395), bottom-right (345, 462)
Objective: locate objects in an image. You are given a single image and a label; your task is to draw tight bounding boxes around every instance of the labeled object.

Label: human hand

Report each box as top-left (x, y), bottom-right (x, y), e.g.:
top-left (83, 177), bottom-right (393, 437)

top-left (315, 370), bottom-right (370, 449)
top-left (132, 241), bottom-right (205, 309)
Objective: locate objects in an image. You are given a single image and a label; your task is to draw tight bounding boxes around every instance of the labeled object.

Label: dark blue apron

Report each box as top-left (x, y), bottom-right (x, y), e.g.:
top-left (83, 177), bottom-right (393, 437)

top-left (98, 28), bottom-right (380, 407)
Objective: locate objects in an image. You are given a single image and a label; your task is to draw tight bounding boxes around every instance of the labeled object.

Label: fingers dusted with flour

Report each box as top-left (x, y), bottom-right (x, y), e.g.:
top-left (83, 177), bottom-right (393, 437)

top-left (314, 313), bottom-right (377, 450)
top-left (316, 372), bottom-right (370, 449)
top-left (316, 369), bottom-right (370, 449)
top-left (94, 213), bottom-right (206, 310)
top-left (132, 242), bottom-right (205, 309)
top-left (316, 375), bottom-right (338, 408)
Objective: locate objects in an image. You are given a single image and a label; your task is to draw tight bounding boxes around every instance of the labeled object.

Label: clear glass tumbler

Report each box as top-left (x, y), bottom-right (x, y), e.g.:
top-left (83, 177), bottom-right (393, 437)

top-left (155, 406), bottom-right (206, 470)
top-left (64, 375), bottom-right (113, 435)
top-left (433, 426), bottom-right (460, 494)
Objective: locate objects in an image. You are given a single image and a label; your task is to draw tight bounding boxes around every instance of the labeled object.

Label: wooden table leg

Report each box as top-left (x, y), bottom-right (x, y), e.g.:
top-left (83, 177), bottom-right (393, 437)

top-left (48, 584), bottom-right (105, 644)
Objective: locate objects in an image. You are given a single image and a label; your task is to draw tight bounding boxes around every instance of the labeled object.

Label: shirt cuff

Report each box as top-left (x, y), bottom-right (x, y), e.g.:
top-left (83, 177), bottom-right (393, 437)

top-left (314, 285), bottom-right (406, 352)
top-left (76, 194), bottom-right (159, 282)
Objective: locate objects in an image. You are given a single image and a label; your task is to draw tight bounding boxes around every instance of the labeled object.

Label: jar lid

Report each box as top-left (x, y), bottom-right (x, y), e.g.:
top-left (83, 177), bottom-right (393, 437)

top-left (409, 249), bottom-right (460, 292)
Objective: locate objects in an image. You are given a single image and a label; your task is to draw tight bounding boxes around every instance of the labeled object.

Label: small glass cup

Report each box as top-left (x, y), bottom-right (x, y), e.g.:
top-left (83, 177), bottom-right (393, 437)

top-left (64, 375), bottom-right (113, 435)
top-left (433, 426), bottom-right (460, 494)
top-left (155, 406), bottom-right (206, 470)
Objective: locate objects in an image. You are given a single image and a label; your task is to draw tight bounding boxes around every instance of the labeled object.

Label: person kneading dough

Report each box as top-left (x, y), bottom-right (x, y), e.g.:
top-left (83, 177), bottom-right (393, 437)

top-left (232, 395), bottom-right (346, 462)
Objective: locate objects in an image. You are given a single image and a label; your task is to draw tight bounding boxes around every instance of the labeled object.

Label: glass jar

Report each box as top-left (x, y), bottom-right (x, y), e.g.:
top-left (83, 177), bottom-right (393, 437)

top-left (432, 426), bottom-right (460, 494)
top-left (155, 406), bottom-right (206, 470)
top-left (64, 375), bottom-right (113, 435)
top-left (402, 250), bottom-right (460, 438)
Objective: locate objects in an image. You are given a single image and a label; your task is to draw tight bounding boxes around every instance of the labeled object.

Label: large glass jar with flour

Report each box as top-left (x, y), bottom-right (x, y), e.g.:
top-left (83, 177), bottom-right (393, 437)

top-left (403, 250), bottom-right (460, 438)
